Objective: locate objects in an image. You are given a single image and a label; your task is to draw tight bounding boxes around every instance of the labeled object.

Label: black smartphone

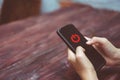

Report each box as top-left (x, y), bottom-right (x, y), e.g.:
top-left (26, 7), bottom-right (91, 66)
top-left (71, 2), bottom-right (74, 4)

top-left (57, 24), bottom-right (106, 71)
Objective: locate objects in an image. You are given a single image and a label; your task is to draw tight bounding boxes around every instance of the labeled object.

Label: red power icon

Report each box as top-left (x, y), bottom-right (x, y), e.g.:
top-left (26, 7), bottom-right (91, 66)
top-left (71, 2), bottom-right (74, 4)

top-left (71, 34), bottom-right (80, 43)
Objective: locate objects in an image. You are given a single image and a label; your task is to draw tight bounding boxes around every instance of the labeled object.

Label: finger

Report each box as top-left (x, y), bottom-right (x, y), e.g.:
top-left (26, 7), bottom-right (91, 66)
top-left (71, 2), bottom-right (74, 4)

top-left (86, 37), bottom-right (117, 52)
top-left (75, 47), bottom-right (98, 80)
top-left (76, 46), bottom-right (85, 59)
top-left (76, 46), bottom-right (94, 69)
top-left (86, 37), bottom-right (108, 45)
top-left (86, 37), bottom-right (107, 58)
top-left (84, 36), bottom-right (91, 41)
top-left (68, 49), bottom-right (76, 63)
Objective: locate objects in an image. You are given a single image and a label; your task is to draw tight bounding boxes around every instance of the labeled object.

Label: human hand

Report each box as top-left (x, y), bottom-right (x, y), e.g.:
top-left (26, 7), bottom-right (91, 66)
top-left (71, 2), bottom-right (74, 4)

top-left (68, 46), bottom-right (98, 80)
top-left (86, 37), bottom-right (120, 66)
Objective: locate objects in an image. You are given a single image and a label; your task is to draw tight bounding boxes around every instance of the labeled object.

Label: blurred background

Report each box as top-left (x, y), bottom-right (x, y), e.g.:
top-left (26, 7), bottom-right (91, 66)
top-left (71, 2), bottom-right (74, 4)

top-left (0, 0), bottom-right (120, 25)
top-left (41, 0), bottom-right (120, 13)
top-left (0, 0), bottom-right (120, 13)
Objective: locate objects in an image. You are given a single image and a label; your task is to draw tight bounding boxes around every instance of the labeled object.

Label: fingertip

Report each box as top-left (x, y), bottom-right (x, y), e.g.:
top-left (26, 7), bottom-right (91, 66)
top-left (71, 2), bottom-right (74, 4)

top-left (84, 36), bottom-right (91, 41)
top-left (76, 46), bottom-right (85, 56)
top-left (68, 48), bottom-right (71, 53)
top-left (68, 48), bottom-right (75, 56)
top-left (86, 41), bottom-right (92, 45)
top-left (68, 49), bottom-right (76, 63)
top-left (76, 46), bottom-right (85, 52)
top-left (87, 37), bottom-right (99, 45)
top-left (68, 49), bottom-right (73, 55)
top-left (68, 48), bottom-right (73, 52)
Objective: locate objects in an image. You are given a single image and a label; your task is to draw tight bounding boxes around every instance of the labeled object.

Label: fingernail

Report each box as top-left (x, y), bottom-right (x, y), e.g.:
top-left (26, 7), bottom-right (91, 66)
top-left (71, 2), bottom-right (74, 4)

top-left (76, 46), bottom-right (80, 52)
top-left (86, 41), bottom-right (91, 44)
top-left (76, 46), bottom-right (85, 52)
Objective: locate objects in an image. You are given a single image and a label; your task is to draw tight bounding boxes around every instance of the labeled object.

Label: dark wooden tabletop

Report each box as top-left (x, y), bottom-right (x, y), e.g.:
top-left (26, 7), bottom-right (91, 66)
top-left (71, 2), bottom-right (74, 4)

top-left (0, 5), bottom-right (120, 80)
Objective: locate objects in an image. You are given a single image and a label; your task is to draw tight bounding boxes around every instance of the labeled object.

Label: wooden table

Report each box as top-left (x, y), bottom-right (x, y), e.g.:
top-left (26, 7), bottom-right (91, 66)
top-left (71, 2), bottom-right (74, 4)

top-left (0, 5), bottom-right (120, 80)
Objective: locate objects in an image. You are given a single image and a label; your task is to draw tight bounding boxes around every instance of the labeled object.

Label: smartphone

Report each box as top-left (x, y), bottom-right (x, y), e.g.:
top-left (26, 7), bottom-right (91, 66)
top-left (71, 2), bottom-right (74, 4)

top-left (57, 24), bottom-right (106, 71)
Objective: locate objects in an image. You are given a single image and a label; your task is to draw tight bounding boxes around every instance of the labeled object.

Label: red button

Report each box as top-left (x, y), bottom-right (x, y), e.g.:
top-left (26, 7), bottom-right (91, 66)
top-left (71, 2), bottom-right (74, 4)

top-left (71, 34), bottom-right (80, 43)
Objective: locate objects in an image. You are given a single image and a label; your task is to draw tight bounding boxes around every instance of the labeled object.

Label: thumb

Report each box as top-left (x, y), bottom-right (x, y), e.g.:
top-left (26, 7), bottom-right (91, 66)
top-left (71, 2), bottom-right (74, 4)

top-left (76, 46), bottom-right (94, 69)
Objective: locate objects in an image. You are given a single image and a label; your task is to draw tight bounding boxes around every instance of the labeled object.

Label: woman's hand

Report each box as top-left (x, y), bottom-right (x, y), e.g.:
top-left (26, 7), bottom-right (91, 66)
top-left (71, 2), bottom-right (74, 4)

top-left (67, 37), bottom-right (120, 80)
top-left (86, 37), bottom-right (120, 66)
top-left (68, 46), bottom-right (98, 80)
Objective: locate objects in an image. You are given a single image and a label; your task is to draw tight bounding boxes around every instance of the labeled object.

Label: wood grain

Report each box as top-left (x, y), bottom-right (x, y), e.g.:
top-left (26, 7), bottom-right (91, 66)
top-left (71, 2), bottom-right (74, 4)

top-left (0, 5), bottom-right (120, 80)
